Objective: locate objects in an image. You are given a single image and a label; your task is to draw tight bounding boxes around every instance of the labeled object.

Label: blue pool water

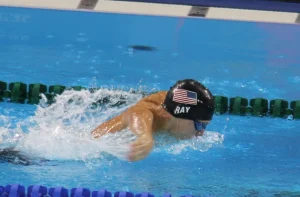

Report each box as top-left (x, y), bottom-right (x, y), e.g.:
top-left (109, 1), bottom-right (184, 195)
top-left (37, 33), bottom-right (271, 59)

top-left (1, 5), bottom-right (300, 197)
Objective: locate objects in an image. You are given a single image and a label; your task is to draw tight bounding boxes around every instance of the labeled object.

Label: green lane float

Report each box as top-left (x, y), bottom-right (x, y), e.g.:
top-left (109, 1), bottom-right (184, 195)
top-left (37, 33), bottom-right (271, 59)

top-left (71, 86), bottom-right (85, 91)
top-left (229, 96), bottom-right (248, 115)
top-left (9, 82), bottom-right (27, 103)
top-left (0, 79), bottom-right (299, 120)
top-left (49, 85), bottom-right (66, 95)
top-left (291, 100), bottom-right (300, 119)
top-left (46, 85), bottom-right (66, 103)
top-left (0, 81), bottom-right (7, 101)
top-left (3, 90), bottom-right (11, 99)
top-left (270, 99), bottom-right (288, 117)
top-left (28, 83), bottom-right (48, 104)
top-left (214, 96), bottom-right (228, 114)
top-left (250, 98), bottom-right (268, 116)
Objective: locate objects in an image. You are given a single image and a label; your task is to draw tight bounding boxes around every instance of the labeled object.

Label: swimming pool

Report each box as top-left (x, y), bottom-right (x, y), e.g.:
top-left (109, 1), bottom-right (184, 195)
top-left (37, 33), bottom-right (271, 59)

top-left (1, 5), bottom-right (300, 197)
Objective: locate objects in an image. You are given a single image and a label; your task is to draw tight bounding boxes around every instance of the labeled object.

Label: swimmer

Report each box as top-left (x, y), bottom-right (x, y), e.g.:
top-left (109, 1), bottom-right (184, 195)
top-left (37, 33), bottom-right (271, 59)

top-left (91, 79), bottom-right (215, 161)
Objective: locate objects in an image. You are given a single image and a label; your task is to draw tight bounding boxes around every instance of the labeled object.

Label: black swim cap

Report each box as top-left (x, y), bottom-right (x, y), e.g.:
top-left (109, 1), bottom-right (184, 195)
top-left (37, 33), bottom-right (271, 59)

top-left (162, 79), bottom-right (215, 121)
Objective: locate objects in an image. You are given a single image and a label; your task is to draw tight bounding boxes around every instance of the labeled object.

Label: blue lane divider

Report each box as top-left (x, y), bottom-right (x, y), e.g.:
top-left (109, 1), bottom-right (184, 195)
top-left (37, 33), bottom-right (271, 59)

top-left (71, 188), bottom-right (90, 197)
top-left (27, 185), bottom-right (47, 197)
top-left (3, 184), bottom-right (26, 197)
top-left (180, 196), bottom-right (194, 197)
top-left (114, 192), bottom-right (134, 197)
top-left (48, 187), bottom-right (68, 197)
top-left (92, 190), bottom-right (111, 197)
top-left (135, 193), bottom-right (154, 197)
top-left (0, 184), bottom-right (195, 197)
top-left (0, 186), bottom-right (5, 196)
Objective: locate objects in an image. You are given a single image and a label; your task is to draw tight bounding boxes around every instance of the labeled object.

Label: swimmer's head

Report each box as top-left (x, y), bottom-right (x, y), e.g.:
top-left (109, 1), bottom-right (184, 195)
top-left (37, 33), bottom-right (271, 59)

top-left (162, 79), bottom-right (215, 124)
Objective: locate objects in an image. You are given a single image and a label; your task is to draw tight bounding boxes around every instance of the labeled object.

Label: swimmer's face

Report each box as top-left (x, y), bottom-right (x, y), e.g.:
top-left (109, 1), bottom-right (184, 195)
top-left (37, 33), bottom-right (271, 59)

top-left (194, 120), bottom-right (209, 136)
top-left (170, 118), bottom-right (210, 139)
top-left (194, 120), bottom-right (209, 131)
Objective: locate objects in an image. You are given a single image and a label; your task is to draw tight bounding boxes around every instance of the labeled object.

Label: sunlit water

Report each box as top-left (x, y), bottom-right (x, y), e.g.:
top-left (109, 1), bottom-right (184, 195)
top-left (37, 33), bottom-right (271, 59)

top-left (1, 5), bottom-right (300, 197)
top-left (0, 88), bottom-right (299, 197)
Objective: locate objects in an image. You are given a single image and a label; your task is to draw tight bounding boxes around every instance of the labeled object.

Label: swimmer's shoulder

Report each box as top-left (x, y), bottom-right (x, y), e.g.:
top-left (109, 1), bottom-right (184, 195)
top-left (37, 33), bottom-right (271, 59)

top-left (133, 91), bottom-right (167, 108)
top-left (140, 91), bottom-right (167, 104)
top-left (146, 91), bottom-right (167, 97)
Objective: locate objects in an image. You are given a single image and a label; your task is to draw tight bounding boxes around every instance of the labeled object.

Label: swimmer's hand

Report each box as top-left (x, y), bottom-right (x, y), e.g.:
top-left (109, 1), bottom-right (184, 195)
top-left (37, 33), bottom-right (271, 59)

top-left (128, 133), bottom-right (153, 162)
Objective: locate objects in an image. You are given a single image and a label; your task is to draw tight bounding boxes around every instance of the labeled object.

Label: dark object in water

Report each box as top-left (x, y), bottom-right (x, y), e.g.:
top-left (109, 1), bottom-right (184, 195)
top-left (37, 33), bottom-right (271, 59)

top-left (0, 148), bottom-right (31, 165)
top-left (89, 91), bottom-right (156, 109)
top-left (0, 148), bottom-right (49, 166)
top-left (128, 45), bottom-right (157, 52)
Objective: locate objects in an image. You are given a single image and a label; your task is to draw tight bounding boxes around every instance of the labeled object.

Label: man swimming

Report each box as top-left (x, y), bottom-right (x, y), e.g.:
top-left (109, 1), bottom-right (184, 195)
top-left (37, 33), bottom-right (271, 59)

top-left (91, 79), bottom-right (215, 162)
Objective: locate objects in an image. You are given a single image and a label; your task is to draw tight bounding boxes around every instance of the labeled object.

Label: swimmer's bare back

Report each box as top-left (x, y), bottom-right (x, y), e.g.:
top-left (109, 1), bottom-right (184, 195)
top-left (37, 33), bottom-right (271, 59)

top-left (91, 91), bottom-right (170, 161)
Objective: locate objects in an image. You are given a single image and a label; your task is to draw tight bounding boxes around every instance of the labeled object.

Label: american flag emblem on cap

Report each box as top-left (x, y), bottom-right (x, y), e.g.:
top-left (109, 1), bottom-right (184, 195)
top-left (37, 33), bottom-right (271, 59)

top-left (173, 89), bottom-right (197, 105)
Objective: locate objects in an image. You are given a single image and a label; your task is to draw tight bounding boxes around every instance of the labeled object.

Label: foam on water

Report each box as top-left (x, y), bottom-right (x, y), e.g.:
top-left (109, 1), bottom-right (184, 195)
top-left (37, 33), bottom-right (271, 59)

top-left (153, 131), bottom-right (224, 155)
top-left (0, 115), bottom-right (23, 149)
top-left (0, 88), bottom-right (224, 162)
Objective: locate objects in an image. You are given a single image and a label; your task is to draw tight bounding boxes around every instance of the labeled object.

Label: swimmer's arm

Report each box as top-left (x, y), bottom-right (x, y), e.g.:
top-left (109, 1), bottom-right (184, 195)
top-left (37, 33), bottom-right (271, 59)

top-left (127, 107), bottom-right (154, 161)
top-left (91, 107), bottom-right (154, 139)
top-left (91, 114), bottom-right (127, 138)
top-left (127, 107), bottom-right (154, 140)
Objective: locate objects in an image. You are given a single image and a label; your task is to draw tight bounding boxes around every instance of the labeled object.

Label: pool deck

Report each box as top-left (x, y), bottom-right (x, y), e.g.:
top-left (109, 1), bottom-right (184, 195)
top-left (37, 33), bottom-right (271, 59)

top-left (0, 0), bottom-right (299, 24)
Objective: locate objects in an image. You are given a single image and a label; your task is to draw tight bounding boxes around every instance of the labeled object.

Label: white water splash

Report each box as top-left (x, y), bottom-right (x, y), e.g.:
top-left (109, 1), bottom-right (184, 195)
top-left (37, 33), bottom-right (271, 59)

top-left (153, 131), bottom-right (224, 155)
top-left (0, 115), bottom-right (23, 150)
top-left (1, 89), bottom-right (141, 161)
top-left (0, 88), bottom-right (224, 161)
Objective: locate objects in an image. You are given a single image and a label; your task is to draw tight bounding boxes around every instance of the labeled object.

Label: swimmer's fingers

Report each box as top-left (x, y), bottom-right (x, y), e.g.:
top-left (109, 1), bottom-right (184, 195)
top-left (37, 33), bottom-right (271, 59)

top-left (128, 143), bottom-right (148, 161)
top-left (128, 146), bottom-right (149, 161)
top-left (128, 137), bottom-right (153, 161)
top-left (130, 138), bottom-right (147, 149)
top-left (128, 148), bottom-right (145, 161)
top-left (131, 135), bottom-right (152, 149)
